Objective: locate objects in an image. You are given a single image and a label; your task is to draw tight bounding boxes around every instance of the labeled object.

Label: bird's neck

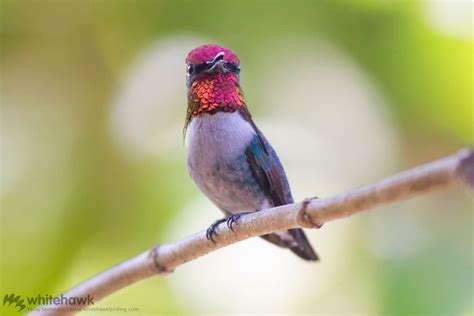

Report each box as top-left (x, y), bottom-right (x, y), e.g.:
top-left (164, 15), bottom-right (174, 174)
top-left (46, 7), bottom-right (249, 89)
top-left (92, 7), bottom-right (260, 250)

top-left (188, 72), bottom-right (245, 112)
top-left (184, 73), bottom-right (252, 135)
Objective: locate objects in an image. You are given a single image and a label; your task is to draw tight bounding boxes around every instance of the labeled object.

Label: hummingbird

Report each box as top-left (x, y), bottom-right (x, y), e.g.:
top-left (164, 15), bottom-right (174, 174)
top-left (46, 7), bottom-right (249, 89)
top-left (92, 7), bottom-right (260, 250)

top-left (184, 44), bottom-right (319, 261)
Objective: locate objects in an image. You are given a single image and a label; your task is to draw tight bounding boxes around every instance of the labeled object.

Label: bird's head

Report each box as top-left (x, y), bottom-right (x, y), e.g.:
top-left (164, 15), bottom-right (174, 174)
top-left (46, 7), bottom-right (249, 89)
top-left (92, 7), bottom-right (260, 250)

top-left (185, 44), bottom-right (240, 86)
top-left (184, 45), bottom-right (246, 132)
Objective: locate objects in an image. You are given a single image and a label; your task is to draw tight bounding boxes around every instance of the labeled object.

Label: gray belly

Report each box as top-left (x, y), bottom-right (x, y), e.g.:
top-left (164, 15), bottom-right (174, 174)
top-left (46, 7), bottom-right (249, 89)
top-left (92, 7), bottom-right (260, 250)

top-left (186, 112), bottom-right (267, 214)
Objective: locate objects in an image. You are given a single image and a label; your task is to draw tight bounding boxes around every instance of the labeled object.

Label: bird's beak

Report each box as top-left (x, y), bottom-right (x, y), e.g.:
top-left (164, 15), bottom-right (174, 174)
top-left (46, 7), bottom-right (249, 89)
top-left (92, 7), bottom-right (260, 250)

top-left (206, 52), bottom-right (226, 73)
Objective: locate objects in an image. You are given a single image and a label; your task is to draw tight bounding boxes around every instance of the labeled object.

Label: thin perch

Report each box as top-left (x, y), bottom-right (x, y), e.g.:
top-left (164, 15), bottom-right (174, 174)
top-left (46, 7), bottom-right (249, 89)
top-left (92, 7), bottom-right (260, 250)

top-left (29, 148), bottom-right (473, 316)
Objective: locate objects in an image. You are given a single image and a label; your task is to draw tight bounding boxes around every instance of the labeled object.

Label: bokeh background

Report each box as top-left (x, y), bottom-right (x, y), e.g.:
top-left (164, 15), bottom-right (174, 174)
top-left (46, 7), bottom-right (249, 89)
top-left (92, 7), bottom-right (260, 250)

top-left (1, 0), bottom-right (472, 315)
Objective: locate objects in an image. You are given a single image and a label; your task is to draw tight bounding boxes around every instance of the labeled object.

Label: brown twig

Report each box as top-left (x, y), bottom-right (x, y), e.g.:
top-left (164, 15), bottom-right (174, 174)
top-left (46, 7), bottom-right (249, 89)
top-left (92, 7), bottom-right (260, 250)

top-left (28, 148), bottom-right (473, 315)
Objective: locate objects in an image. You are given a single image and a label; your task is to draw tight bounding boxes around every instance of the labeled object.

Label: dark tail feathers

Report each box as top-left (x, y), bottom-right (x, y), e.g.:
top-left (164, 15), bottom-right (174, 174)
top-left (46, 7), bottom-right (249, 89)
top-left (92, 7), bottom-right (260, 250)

top-left (288, 228), bottom-right (319, 261)
top-left (260, 228), bottom-right (319, 261)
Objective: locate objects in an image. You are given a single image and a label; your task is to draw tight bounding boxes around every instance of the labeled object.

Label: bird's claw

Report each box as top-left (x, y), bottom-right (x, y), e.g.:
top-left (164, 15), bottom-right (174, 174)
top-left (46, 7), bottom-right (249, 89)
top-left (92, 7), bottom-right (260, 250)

top-left (206, 218), bottom-right (226, 243)
top-left (226, 212), bottom-right (251, 231)
top-left (206, 212), bottom-right (252, 242)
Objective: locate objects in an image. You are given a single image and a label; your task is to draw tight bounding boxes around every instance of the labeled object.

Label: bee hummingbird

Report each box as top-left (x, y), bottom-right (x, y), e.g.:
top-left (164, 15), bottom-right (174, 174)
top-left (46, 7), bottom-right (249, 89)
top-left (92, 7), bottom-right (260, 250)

top-left (184, 44), bottom-right (319, 261)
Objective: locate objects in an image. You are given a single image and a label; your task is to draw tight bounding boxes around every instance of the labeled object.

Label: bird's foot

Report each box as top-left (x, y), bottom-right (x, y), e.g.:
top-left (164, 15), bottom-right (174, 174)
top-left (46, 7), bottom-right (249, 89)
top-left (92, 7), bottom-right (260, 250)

top-left (227, 212), bottom-right (252, 231)
top-left (206, 218), bottom-right (227, 243)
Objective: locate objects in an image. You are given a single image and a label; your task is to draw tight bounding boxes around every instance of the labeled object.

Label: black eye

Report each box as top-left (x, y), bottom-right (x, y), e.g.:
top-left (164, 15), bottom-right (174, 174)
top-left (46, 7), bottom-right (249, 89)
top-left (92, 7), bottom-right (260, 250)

top-left (225, 62), bottom-right (240, 74)
top-left (187, 64), bottom-right (194, 75)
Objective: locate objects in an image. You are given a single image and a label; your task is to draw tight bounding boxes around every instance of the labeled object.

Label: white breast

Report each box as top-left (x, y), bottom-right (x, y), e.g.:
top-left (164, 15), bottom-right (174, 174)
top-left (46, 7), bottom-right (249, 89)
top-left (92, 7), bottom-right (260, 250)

top-left (186, 111), bottom-right (256, 167)
top-left (186, 111), bottom-right (259, 213)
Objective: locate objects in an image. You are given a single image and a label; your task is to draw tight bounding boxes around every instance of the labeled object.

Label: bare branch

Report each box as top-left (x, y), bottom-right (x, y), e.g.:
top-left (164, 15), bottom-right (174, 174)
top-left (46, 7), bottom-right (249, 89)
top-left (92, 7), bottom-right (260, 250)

top-left (29, 148), bottom-right (473, 316)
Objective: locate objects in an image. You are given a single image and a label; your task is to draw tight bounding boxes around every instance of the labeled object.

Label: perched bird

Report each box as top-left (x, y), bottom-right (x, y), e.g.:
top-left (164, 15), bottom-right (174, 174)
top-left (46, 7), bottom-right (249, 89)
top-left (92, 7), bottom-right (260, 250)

top-left (184, 44), bottom-right (319, 261)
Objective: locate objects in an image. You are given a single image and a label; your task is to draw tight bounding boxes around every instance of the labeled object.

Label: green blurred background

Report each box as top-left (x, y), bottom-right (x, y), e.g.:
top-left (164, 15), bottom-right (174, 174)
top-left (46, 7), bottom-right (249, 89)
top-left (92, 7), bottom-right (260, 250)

top-left (1, 0), bottom-right (472, 315)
